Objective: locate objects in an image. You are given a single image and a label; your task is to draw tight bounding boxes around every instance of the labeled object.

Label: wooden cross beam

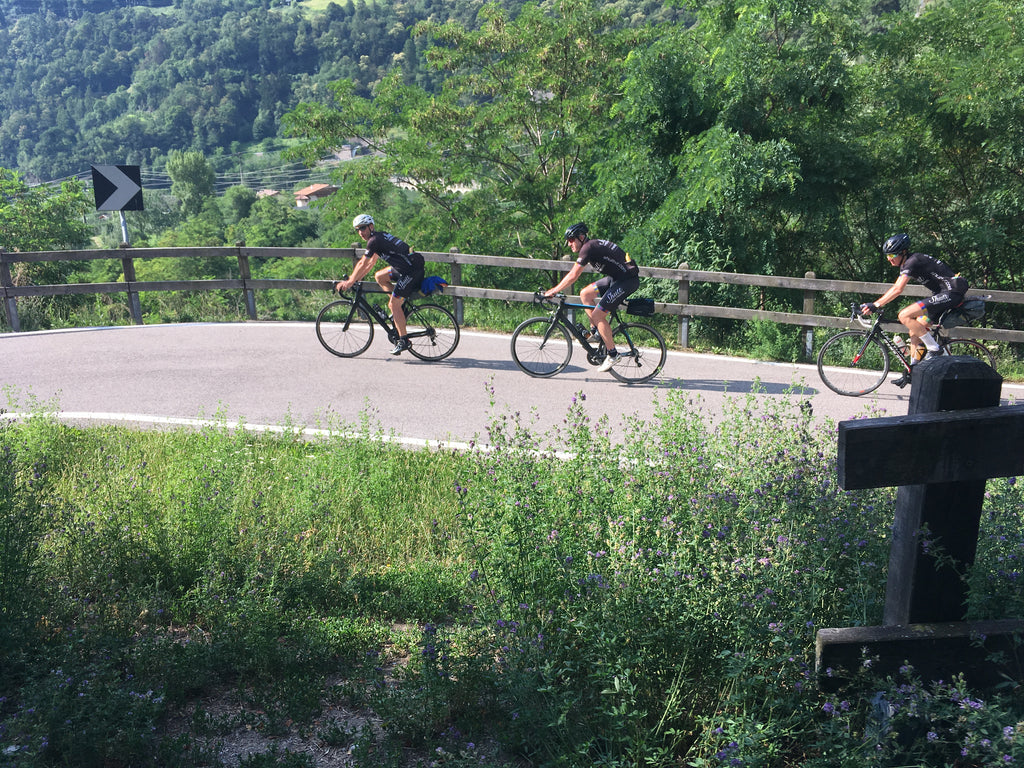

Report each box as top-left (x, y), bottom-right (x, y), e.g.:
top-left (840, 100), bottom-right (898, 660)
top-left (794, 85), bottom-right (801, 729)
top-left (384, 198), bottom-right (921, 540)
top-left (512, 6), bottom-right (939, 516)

top-left (817, 357), bottom-right (1024, 690)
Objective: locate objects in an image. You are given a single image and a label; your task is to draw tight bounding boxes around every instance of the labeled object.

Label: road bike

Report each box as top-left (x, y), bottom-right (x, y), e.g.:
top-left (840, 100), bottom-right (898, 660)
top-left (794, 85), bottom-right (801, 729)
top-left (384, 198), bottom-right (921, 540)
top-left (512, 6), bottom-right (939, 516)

top-left (510, 293), bottom-right (667, 384)
top-left (316, 278), bottom-right (460, 361)
top-left (816, 301), bottom-right (995, 397)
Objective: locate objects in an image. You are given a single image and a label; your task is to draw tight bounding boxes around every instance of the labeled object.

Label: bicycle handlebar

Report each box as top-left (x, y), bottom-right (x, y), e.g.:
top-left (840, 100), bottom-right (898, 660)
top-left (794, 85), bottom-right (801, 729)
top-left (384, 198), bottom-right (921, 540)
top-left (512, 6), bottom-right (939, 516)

top-left (534, 291), bottom-right (562, 308)
top-left (850, 302), bottom-right (879, 329)
top-left (332, 274), bottom-right (352, 295)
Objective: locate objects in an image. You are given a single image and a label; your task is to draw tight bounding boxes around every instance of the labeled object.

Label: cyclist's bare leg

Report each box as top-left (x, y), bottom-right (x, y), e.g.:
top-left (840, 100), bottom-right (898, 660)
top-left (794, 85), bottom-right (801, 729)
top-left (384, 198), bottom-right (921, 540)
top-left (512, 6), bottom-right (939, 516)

top-left (373, 266), bottom-right (395, 296)
top-left (372, 266), bottom-right (408, 337)
top-left (580, 283), bottom-right (614, 350)
top-left (898, 302), bottom-right (937, 355)
top-left (590, 307), bottom-right (614, 350)
top-left (389, 294), bottom-right (408, 336)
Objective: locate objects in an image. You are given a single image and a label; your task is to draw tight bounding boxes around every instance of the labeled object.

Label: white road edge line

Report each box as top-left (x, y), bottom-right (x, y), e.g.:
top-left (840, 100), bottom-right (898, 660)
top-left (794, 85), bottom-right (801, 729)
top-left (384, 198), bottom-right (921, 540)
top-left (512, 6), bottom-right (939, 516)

top-left (1, 411), bottom-right (477, 451)
top-left (0, 410), bottom-right (579, 460)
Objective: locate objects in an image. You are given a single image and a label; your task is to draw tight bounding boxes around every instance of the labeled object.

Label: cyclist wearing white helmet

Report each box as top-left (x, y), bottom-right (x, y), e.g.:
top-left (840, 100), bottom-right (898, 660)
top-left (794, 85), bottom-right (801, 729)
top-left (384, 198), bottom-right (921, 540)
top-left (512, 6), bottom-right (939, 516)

top-left (860, 232), bottom-right (969, 372)
top-left (335, 214), bottom-right (425, 355)
top-left (545, 222), bottom-right (640, 373)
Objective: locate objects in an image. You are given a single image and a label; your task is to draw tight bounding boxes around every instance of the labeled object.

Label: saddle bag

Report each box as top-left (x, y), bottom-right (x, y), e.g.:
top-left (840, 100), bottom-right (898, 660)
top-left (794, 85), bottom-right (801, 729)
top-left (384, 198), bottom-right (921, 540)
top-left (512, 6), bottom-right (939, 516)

top-left (626, 297), bottom-right (655, 316)
top-left (942, 297), bottom-right (985, 329)
top-left (419, 275), bottom-right (448, 296)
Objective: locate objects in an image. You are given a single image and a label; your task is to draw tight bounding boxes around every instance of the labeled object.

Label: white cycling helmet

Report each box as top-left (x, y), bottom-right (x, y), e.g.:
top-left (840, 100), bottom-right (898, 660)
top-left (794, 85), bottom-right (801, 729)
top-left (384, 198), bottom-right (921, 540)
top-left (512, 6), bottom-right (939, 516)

top-left (352, 213), bottom-right (374, 229)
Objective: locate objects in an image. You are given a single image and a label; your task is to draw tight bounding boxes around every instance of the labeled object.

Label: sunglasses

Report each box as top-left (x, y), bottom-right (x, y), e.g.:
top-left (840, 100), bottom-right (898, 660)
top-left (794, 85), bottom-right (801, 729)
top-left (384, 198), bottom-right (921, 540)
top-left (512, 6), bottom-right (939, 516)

top-left (355, 224), bottom-right (371, 231)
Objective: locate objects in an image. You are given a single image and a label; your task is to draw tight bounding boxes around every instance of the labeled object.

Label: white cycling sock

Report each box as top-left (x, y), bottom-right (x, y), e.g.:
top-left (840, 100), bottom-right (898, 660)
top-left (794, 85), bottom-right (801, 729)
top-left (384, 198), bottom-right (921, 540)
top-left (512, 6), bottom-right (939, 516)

top-left (921, 332), bottom-right (940, 351)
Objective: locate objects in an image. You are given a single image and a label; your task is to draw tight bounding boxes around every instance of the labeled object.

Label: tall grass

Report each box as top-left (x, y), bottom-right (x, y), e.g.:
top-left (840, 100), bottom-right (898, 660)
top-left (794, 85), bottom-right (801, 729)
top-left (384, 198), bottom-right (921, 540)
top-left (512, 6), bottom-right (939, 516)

top-left (1, 388), bottom-right (1022, 767)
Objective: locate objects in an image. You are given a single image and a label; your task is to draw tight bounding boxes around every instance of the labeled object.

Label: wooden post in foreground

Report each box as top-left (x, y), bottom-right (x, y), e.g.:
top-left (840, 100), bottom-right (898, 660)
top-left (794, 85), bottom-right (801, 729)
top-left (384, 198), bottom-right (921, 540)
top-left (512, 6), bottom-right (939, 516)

top-left (817, 356), bottom-right (1024, 690)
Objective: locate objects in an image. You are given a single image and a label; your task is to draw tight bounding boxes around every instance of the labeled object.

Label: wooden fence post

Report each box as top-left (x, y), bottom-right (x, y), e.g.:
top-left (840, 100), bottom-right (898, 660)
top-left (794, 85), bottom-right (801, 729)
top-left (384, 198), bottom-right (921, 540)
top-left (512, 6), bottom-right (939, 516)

top-left (817, 357), bottom-right (1024, 689)
top-left (449, 248), bottom-right (463, 325)
top-left (235, 242), bottom-right (257, 321)
top-left (677, 262), bottom-right (690, 349)
top-left (1, 249), bottom-right (20, 332)
top-left (119, 242), bottom-right (143, 325)
top-left (802, 271), bottom-right (816, 361)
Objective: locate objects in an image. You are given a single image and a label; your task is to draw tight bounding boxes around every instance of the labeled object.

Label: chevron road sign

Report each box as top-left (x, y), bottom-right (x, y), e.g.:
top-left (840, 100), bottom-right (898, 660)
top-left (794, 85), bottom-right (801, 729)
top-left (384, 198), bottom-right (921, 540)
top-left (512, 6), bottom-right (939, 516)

top-left (91, 164), bottom-right (143, 211)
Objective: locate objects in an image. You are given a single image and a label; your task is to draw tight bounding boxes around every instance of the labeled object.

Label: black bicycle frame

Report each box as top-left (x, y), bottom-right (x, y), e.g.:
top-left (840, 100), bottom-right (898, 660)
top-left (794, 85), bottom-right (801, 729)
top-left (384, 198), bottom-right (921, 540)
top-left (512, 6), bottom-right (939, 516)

top-left (541, 296), bottom-right (617, 354)
top-left (341, 282), bottom-right (404, 339)
top-left (852, 304), bottom-right (912, 373)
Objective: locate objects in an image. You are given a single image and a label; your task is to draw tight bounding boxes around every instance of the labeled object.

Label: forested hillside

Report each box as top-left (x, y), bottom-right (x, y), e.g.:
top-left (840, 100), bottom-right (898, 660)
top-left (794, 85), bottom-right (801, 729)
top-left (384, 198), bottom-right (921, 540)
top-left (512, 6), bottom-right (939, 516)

top-left (0, 0), bottom-right (687, 182)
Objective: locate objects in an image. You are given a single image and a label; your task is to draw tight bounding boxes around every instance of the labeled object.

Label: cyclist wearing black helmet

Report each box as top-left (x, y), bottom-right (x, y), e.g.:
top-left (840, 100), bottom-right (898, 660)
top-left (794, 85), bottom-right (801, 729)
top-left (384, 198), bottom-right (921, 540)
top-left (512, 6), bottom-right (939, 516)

top-left (544, 223), bottom-right (640, 373)
top-left (336, 214), bottom-right (425, 355)
top-left (860, 232), bottom-right (969, 368)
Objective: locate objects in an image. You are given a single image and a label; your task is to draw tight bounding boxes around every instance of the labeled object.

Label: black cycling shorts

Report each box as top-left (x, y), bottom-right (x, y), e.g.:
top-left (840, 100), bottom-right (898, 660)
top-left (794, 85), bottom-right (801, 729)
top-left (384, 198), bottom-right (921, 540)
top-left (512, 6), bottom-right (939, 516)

top-left (918, 291), bottom-right (965, 320)
top-left (391, 266), bottom-right (425, 299)
top-left (594, 274), bottom-right (640, 312)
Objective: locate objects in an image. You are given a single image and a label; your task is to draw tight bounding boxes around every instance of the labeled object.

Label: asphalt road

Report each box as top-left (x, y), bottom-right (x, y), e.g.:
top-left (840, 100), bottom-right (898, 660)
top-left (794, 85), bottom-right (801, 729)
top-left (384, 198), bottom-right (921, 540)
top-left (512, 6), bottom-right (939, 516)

top-left (4, 322), bottom-right (1022, 447)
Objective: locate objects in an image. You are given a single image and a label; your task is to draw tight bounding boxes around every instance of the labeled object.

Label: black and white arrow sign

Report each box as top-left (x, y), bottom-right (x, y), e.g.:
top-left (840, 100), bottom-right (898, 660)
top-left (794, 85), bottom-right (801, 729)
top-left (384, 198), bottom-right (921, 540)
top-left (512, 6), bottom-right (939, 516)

top-left (91, 164), bottom-right (144, 211)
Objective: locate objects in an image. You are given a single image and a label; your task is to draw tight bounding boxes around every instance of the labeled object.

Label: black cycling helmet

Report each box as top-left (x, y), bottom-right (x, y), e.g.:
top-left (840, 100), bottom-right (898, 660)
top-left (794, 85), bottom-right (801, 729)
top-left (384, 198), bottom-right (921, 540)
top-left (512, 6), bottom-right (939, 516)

top-left (564, 222), bottom-right (588, 242)
top-left (882, 233), bottom-right (910, 256)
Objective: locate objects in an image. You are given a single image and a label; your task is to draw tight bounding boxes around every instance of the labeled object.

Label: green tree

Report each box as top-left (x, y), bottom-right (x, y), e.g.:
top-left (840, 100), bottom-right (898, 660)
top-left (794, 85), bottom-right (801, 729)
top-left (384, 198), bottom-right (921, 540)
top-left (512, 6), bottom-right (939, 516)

top-left (218, 184), bottom-right (257, 227)
top-left (284, 0), bottom-right (647, 257)
top-left (230, 195), bottom-right (319, 247)
top-left (0, 167), bottom-right (93, 330)
top-left (0, 168), bottom-right (91, 254)
top-left (852, 0), bottom-right (1024, 292)
top-left (166, 150), bottom-right (216, 217)
top-left (593, 0), bottom-right (866, 280)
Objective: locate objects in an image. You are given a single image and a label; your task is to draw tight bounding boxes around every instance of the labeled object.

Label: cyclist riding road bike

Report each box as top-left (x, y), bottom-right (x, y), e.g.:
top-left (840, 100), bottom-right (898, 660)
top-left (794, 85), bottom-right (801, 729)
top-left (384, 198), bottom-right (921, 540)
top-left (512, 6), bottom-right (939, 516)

top-left (544, 222), bottom-right (640, 373)
top-left (335, 214), bottom-right (425, 355)
top-left (859, 232), bottom-right (969, 386)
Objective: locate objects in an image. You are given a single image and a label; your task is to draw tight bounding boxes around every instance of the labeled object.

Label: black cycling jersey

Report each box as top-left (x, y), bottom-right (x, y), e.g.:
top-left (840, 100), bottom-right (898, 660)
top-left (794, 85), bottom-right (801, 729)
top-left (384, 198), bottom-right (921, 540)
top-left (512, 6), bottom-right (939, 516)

top-left (576, 239), bottom-right (639, 281)
top-left (900, 252), bottom-right (968, 295)
top-left (364, 231), bottom-right (424, 274)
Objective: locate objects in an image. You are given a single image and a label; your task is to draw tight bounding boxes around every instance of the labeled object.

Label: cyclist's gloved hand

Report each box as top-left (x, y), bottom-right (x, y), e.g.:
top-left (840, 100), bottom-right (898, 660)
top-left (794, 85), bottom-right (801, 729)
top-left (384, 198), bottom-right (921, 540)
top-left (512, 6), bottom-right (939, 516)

top-left (860, 302), bottom-right (879, 315)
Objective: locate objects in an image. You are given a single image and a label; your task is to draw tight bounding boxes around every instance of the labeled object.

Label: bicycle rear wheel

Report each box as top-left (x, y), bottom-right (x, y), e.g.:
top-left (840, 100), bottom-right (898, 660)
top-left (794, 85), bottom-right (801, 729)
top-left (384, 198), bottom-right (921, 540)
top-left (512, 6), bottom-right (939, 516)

top-left (946, 339), bottom-right (996, 371)
top-left (609, 322), bottom-right (667, 384)
top-left (511, 317), bottom-right (572, 377)
top-left (405, 304), bottom-right (460, 361)
top-left (817, 330), bottom-right (890, 396)
top-left (316, 299), bottom-right (373, 357)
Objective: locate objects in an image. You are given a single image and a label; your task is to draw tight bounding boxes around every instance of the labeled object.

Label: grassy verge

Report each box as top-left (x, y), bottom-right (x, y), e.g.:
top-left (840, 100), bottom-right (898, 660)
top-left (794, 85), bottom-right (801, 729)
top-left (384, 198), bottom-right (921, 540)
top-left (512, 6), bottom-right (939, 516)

top-left (2, 390), bottom-right (1023, 767)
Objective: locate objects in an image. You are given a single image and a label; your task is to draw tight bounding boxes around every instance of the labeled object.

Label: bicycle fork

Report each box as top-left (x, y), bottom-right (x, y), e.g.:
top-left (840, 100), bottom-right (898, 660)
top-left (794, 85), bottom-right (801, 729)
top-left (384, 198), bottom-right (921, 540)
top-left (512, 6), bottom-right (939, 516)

top-left (538, 317), bottom-right (563, 349)
top-left (851, 334), bottom-right (875, 365)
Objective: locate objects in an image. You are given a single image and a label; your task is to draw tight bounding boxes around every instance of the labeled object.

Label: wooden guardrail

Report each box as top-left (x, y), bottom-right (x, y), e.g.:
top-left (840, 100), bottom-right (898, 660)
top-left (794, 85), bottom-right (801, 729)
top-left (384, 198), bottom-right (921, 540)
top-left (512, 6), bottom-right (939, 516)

top-left (4, 245), bottom-right (1024, 354)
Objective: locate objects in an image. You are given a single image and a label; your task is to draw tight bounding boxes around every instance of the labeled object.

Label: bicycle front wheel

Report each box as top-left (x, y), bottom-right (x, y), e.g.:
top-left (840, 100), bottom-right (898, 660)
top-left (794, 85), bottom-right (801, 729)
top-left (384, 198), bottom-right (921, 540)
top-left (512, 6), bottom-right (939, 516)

top-left (609, 322), bottom-right (667, 384)
top-left (316, 299), bottom-right (373, 358)
top-left (817, 330), bottom-right (890, 396)
top-left (946, 339), bottom-right (997, 371)
top-left (511, 317), bottom-right (573, 377)
top-left (405, 304), bottom-right (460, 361)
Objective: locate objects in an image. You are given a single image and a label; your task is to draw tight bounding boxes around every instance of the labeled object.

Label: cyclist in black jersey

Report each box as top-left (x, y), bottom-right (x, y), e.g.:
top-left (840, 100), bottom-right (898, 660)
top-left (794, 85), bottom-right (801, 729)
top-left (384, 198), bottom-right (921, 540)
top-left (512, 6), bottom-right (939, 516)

top-left (335, 214), bottom-right (425, 355)
top-left (544, 223), bottom-right (640, 373)
top-left (859, 232), bottom-right (969, 367)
